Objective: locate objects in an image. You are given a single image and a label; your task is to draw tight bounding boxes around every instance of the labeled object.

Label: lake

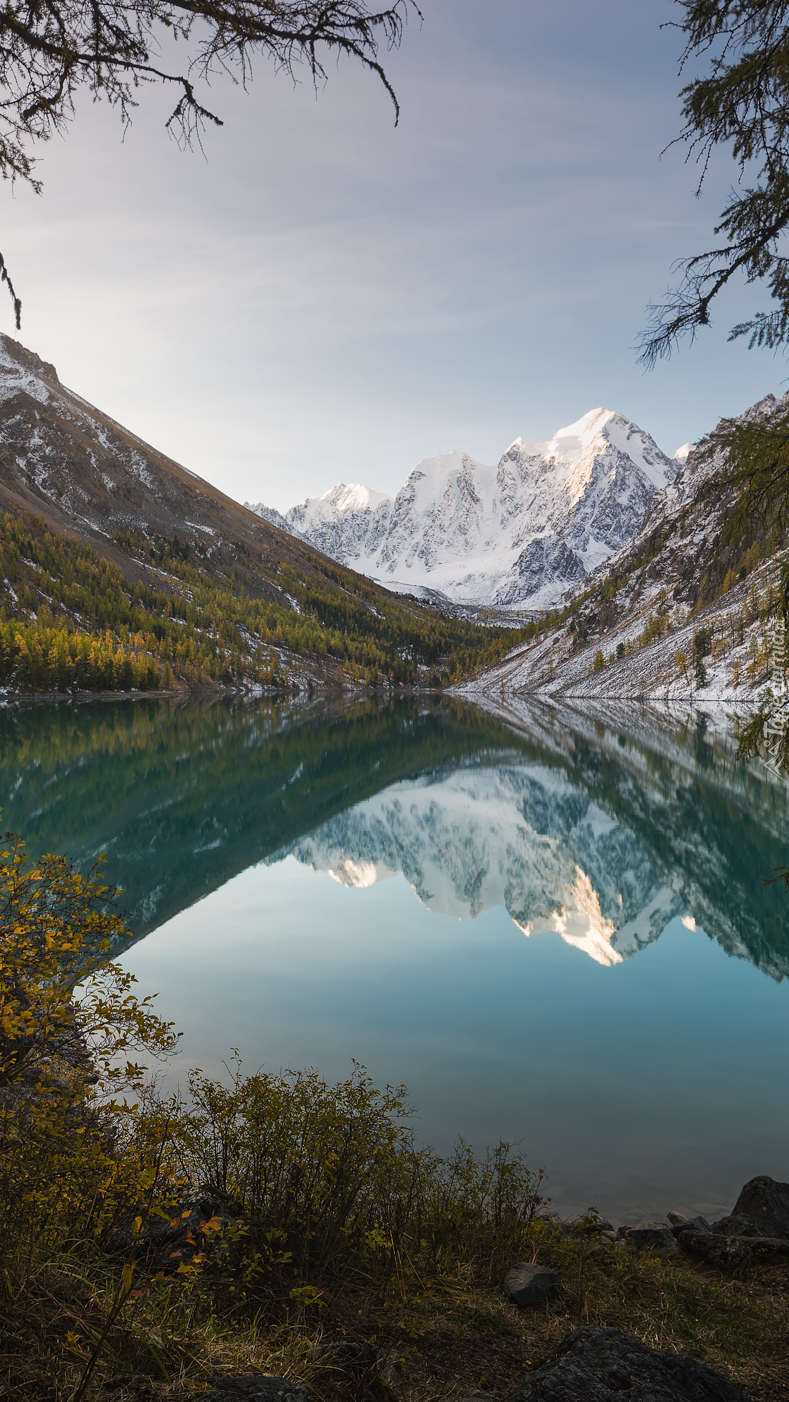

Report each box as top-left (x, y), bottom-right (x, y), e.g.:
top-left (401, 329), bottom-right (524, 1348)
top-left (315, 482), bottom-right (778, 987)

top-left (1, 693), bottom-right (788, 1224)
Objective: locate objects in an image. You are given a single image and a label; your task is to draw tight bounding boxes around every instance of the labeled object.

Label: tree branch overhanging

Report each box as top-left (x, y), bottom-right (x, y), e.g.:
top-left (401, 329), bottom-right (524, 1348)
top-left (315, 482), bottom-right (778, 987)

top-left (0, 0), bottom-right (421, 324)
top-left (640, 1), bottom-right (789, 365)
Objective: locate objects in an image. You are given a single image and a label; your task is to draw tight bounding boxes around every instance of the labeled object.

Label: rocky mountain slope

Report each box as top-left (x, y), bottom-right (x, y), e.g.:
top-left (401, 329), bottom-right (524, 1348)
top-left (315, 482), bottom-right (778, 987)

top-left (0, 335), bottom-right (315, 599)
top-left (0, 334), bottom-right (527, 692)
top-left (248, 409), bottom-right (679, 609)
top-left (466, 392), bottom-right (789, 703)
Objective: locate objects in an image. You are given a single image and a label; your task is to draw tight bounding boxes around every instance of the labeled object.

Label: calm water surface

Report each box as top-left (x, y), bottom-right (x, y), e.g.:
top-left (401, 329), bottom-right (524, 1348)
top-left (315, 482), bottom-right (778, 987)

top-left (1, 694), bottom-right (788, 1222)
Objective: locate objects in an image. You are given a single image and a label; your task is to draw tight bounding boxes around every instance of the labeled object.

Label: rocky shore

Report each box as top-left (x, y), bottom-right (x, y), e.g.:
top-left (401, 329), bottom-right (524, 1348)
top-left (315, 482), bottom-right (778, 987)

top-left (527, 1174), bottom-right (789, 1275)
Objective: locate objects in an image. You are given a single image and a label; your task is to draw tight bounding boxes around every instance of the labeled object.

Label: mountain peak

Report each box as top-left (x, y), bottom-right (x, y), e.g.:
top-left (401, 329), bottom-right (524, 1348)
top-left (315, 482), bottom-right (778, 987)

top-left (256, 407), bottom-right (677, 610)
top-left (318, 482), bottom-right (393, 512)
top-left (504, 408), bottom-right (673, 490)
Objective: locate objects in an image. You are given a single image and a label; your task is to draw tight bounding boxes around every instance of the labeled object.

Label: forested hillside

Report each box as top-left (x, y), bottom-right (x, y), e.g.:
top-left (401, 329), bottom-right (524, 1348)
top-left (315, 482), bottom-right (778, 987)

top-left (0, 510), bottom-right (528, 693)
top-left (0, 336), bottom-right (529, 693)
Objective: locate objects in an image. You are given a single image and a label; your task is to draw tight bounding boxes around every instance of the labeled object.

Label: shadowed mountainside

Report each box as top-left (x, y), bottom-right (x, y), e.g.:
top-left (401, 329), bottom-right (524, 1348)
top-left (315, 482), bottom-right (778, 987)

top-left (0, 334), bottom-right (526, 691)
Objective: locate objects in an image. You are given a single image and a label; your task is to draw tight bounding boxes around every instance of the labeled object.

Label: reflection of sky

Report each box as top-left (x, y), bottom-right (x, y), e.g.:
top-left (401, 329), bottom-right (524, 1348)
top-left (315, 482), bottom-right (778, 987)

top-left (124, 854), bottom-right (789, 1225)
top-left (5, 1), bottom-right (785, 509)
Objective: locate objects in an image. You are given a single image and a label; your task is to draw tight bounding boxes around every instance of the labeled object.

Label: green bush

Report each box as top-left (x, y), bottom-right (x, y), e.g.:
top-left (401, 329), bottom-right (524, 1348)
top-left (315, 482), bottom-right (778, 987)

top-left (0, 827), bottom-right (546, 1396)
top-left (152, 1059), bottom-right (545, 1297)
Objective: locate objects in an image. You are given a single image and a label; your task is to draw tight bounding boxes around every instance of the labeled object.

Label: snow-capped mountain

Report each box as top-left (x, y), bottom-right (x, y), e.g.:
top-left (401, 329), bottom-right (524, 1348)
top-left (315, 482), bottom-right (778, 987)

top-left (467, 389), bottom-right (789, 701)
top-left (249, 409), bottom-right (678, 609)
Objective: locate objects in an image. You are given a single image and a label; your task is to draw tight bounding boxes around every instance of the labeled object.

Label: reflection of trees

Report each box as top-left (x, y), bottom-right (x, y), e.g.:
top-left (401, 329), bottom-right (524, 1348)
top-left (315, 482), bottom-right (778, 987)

top-left (0, 695), bottom-right (788, 979)
top-left (0, 697), bottom-right (525, 941)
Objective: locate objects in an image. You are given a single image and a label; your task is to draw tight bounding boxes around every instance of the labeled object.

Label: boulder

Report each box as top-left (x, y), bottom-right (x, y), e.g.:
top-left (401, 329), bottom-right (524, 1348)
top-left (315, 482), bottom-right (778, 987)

top-left (678, 1228), bottom-right (789, 1266)
top-left (503, 1262), bottom-right (559, 1307)
top-left (616, 1221), bottom-right (675, 1252)
top-left (670, 1214), bottom-right (712, 1239)
top-left (713, 1176), bottom-right (789, 1240)
top-left (713, 1215), bottom-right (761, 1238)
top-left (676, 1230), bottom-right (754, 1267)
top-left (672, 1175), bottom-right (789, 1265)
top-left (198, 1379), bottom-right (309, 1402)
top-left (309, 1340), bottom-right (378, 1372)
top-left (504, 1325), bottom-right (752, 1401)
top-left (666, 1211), bottom-right (687, 1227)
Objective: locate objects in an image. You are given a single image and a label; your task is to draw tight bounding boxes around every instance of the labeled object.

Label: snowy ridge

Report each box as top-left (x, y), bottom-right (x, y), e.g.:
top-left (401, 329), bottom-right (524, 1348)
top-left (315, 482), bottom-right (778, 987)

top-left (465, 390), bottom-right (789, 703)
top-left (250, 409), bottom-right (678, 608)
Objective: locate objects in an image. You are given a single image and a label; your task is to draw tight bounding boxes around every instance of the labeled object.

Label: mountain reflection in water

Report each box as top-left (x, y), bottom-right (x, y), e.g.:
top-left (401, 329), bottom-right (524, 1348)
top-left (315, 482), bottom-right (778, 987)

top-left (0, 694), bottom-right (787, 980)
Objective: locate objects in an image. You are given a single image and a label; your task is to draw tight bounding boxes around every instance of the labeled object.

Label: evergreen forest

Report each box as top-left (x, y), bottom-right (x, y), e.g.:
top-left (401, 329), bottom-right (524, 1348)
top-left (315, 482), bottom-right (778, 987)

top-left (0, 511), bottom-right (541, 694)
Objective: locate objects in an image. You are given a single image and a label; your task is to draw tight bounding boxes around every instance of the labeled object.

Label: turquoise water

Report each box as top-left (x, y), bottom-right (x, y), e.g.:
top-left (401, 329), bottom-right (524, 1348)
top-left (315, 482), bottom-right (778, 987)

top-left (1, 695), bottom-right (788, 1221)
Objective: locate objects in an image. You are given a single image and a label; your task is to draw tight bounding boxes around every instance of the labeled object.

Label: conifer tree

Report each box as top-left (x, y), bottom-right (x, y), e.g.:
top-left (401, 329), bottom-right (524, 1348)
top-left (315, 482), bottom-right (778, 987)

top-left (641, 2), bottom-right (789, 365)
top-left (638, 4), bottom-right (789, 555)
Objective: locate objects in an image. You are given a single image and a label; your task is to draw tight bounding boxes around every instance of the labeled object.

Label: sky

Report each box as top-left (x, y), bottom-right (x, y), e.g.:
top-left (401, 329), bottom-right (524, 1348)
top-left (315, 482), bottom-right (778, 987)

top-left (3, 0), bottom-right (787, 511)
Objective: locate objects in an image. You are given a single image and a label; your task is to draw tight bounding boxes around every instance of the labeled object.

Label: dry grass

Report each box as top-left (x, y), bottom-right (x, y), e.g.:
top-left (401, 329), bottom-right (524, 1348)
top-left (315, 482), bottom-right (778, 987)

top-left (2, 1227), bottom-right (788, 1402)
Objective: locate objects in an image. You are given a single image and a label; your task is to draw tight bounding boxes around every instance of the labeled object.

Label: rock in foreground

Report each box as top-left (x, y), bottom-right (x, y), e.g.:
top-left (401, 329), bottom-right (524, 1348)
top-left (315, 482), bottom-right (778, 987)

top-left (505, 1326), bottom-right (751, 1401)
top-left (676, 1175), bottom-right (789, 1265)
top-left (503, 1262), bottom-right (559, 1306)
top-left (714, 1175), bottom-right (789, 1239)
top-left (616, 1221), bottom-right (675, 1252)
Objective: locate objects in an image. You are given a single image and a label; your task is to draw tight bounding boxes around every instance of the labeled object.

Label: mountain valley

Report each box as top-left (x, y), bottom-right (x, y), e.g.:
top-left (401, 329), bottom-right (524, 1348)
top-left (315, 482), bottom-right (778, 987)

top-left (0, 328), bottom-right (785, 709)
top-left (0, 335), bottom-right (527, 693)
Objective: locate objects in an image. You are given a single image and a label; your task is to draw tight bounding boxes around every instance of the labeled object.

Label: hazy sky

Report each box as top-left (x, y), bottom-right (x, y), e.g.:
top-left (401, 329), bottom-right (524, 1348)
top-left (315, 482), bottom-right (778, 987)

top-left (4, 0), bottom-right (786, 510)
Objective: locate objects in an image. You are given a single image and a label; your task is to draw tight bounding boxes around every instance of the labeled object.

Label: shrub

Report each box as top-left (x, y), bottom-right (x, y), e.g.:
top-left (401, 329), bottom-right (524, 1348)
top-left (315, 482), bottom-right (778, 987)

top-left (154, 1058), bottom-right (546, 1297)
top-left (0, 829), bottom-right (183, 1399)
top-left (0, 826), bottom-right (548, 1397)
top-left (0, 831), bottom-right (177, 1095)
